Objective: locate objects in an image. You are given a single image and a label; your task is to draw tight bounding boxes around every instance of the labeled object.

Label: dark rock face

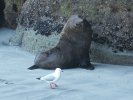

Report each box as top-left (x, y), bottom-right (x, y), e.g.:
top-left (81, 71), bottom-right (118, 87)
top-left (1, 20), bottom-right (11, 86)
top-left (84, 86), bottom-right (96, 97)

top-left (3, 0), bottom-right (26, 29)
top-left (34, 19), bottom-right (64, 36)
top-left (18, 0), bottom-right (65, 35)
top-left (4, 4), bottom-right (18, 29)
top-left (92, 12), bottom-right (133, 52)
top-left (0, 0), bottom-right (5, 27)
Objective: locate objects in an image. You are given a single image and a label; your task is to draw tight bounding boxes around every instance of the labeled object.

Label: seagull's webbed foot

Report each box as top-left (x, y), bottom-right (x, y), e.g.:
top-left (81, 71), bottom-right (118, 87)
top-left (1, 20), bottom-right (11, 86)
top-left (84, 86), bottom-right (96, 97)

top-left (50, 83), bottom-right (54, 89)
top-left (50, 83), bottom-right (58, 89)
top-left (54, 83), bottom-right (58, 87)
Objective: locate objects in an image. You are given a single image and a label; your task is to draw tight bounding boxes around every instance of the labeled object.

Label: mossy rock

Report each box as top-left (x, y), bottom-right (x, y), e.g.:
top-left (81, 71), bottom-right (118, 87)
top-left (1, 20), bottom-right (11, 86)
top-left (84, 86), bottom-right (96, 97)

top-left (91, 42), bottom-right (133, 66)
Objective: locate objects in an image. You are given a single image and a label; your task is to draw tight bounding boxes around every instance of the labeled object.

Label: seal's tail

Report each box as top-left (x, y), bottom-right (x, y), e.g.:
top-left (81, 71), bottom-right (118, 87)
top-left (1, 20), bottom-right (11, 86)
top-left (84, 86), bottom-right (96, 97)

top-left (28, 65), bottom-right (39, 70)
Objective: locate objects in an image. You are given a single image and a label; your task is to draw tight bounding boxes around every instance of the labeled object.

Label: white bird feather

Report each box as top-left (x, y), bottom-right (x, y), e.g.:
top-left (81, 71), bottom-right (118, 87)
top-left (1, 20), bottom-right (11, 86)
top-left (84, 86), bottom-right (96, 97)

top-left (36, 68), bottom-right (63, 89)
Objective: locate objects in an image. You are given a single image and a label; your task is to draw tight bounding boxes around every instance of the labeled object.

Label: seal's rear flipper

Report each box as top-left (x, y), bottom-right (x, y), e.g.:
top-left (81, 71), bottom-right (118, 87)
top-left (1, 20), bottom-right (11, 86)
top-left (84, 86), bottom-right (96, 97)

top-left (28, 65), bottom-right (39, 70)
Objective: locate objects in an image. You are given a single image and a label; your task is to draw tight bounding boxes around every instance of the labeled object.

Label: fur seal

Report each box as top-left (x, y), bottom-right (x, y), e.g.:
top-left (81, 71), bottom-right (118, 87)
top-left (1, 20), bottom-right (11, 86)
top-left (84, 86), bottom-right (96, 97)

top-left (28, 15), bottom-right (94, 70)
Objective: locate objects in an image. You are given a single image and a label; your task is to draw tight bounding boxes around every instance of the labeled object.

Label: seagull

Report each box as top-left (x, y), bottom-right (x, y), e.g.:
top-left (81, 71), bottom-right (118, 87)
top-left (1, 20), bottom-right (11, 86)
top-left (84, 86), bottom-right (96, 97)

top-left (36, 68), bottom-right (63, 89)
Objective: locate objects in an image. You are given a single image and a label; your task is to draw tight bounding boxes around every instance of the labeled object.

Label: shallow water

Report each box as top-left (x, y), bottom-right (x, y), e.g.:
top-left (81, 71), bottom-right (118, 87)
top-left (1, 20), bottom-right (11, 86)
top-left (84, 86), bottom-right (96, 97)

top-left (0, 28), bottom-right (133, 100)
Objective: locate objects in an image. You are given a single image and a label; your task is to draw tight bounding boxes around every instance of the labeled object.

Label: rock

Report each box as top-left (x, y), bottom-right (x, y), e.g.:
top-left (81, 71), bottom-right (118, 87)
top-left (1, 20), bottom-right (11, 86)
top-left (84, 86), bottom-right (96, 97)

top-left (18, 0), bottom-right (64, 35)
top-left (4, 4), bottom-right (18, 29)
top-left (0, 0), bottom-right (5, 27)
top-left (10, 0), bottom-right (65, 49)
top-left (10, 0), bottom-right (133, 65)
top-left (91, 42), bottom-right (133, 66)
top-left (4, 0), bottom-right (26, 29)
top-left (92, 11), bottom-right (133, 51)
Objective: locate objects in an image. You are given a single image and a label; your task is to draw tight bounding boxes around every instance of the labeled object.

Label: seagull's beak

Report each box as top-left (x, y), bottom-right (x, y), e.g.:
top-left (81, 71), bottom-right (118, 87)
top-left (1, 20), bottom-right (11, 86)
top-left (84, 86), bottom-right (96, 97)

top-left (36, 77), bottom-right (41, 80)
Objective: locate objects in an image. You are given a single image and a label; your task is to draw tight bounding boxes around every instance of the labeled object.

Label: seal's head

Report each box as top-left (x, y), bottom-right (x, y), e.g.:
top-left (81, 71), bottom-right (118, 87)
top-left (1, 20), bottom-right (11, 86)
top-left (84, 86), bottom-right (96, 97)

top-left (62, 15), bottom-right (92, 34)
top-left (62, 15), bottom-right (83, 33)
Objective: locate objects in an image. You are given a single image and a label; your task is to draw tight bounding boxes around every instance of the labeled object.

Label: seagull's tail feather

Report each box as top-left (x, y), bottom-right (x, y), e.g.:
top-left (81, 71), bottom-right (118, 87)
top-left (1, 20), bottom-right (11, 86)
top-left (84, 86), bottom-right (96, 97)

top-left (36, 77), bottom-right (41, 80)
top-left (28, 65), bottom-right (39, 70)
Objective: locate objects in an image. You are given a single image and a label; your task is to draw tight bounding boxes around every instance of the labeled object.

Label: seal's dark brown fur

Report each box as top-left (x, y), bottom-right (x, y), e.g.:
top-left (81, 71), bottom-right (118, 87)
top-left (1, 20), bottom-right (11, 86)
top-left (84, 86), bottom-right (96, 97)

top-left (28, 15), bottom-right (94, 70)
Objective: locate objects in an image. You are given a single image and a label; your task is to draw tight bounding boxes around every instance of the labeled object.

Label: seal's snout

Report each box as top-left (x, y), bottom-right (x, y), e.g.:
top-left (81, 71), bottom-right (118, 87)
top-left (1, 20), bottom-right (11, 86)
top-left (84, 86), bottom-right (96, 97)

top-left (36, 77), bottom-right (41, 80)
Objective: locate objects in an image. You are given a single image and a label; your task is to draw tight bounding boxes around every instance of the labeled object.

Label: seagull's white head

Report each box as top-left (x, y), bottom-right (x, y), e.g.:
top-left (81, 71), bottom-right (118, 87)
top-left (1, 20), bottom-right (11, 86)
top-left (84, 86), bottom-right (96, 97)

top-left (53, 68), bottom-right (62, 80)
top-left (55, 68), bottom-right (62, 73)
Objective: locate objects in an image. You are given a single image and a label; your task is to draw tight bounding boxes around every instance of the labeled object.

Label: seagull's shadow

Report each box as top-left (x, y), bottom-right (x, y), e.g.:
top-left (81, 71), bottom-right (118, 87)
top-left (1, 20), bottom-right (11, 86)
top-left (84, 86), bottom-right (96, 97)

top-left (45, 86), bottom-right (80, 92)
top-left (55, 86), bottom-right (80, 94)
top-left (0, 79), bottom-right (14, 85)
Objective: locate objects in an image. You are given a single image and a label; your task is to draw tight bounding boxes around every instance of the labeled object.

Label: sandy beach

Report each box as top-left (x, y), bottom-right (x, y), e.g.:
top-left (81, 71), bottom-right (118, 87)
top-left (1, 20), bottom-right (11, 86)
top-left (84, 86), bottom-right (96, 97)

top-left (0, 28), bottom-right (133, 100)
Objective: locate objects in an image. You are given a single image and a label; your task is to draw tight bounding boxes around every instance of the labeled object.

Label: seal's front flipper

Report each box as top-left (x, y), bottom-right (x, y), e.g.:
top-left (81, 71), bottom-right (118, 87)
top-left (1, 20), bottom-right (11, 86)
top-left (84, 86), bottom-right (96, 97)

top-left (28, 65), bottom-right (39, 70)
top-left (87, 63), bottom-right (95, 70)
top-left (81, 63), bottom-right (95, 70)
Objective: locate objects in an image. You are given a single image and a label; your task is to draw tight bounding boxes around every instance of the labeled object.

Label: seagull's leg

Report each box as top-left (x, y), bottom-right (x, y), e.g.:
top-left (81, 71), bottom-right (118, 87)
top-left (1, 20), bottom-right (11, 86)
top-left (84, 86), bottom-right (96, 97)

top-left (50, 83), bottom-right (56, 89)
top-left (50, 83), bottom-right (53, 89)
top-left (53, 83), bottom-right (58, 87)
top-left (55, 84), bottom-right (58, 87)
